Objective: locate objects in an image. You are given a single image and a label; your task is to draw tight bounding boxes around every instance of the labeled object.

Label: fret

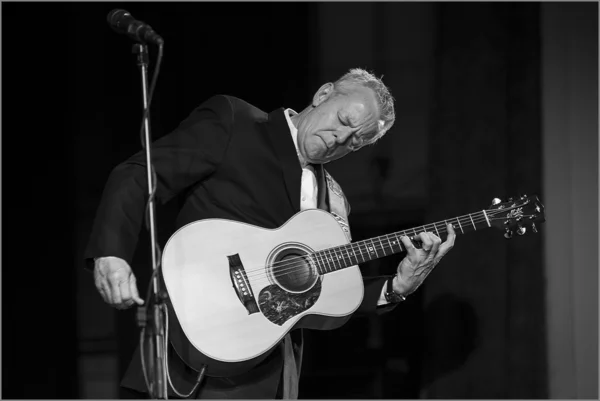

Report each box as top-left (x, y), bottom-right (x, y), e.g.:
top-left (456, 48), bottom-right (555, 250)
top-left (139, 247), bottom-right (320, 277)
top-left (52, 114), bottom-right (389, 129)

top-left (335, 247), bottom-right (345, 269)
top-left (357, 242), bottom-right (365, 263)
top-left (321, 250), bottom-right (332, 272)
top-left (342, 248), bottom-right (350, 267)
top-left (394, 235), bottom-right (401, 251)
top-left (456, 217), bottom-right (464, 234)
top-left (393, 233), bottom-right (404, 252)
top-left (434, 223), bottom-right (440, 237)
top-left (368, 239), bottom-right (379, 258)
top-left (336, 248), bottom-right (344, 268)
top-left (482, 210), bottom-right (491, 227)
top-left (328, 248), bottom-right (338, 271)
top-left (386, 235), bottom-right (393, 253)
top-left (314, 251), bottom-right (325, 274)
top-left (323, 250), bottom-right (333, 273)
top-left (351, 245), bottom-right (361, 264)
top-left (378, 237), bottom-right (386, 256)
top-left (326, 248), bottom-right (339, 270)
top-left (469, 214), bottom-right (476, 230)
top-left (312, 252), bottom-right (320, 274)
top-left (343, 246), bottom-right (355, 266)
top-left (336, 247), bottom-right (346, 267)
top-left (311, 254), bottom-right (322, 274)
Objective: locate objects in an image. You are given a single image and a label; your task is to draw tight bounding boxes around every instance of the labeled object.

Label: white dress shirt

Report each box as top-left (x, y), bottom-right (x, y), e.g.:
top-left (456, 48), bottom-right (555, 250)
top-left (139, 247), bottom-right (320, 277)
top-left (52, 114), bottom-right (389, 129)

top-left (282, 109), bottom-right (389, 306)
top-left (283, 108), bottom-right (319, 210)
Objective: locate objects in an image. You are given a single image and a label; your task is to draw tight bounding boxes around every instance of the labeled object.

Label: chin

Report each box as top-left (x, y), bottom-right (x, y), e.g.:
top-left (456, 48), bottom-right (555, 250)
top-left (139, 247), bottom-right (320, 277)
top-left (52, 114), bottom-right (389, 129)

top-left (305, 150), bottom-right (328, 163)
top-left (305, 146), bottom-right (328, 162)
top-left (309, 157), bottom-right (330, 165)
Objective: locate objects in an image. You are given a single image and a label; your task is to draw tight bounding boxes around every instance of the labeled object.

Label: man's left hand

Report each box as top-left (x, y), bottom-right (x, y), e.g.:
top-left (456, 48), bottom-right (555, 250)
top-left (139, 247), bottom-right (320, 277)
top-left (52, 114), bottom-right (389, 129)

top-left (393, 223), bottom-right (456, 296)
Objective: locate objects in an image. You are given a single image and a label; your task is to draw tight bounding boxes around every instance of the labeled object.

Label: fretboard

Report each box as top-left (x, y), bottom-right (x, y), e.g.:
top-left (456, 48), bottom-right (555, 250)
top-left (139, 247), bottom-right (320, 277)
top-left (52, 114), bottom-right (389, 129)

top-left (312, 210), bottom-right (491, 275)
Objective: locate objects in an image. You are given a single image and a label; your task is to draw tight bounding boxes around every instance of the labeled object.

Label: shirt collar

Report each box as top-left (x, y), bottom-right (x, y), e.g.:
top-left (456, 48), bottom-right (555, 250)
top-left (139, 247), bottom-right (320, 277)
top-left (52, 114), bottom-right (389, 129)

top-left (283, 108), bottom-right (308, 167)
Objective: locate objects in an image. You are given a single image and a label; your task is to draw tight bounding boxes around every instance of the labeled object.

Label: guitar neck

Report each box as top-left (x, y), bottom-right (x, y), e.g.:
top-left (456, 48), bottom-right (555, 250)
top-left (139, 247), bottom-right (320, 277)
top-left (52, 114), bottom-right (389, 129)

top-left (313, 210), bottom-right (491, 275)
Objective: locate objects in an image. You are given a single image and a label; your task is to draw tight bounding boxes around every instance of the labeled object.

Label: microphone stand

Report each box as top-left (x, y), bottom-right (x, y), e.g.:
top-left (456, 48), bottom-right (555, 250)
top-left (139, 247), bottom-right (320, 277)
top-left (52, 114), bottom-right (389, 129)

top-left (133, 43), bottom-right (168, 399)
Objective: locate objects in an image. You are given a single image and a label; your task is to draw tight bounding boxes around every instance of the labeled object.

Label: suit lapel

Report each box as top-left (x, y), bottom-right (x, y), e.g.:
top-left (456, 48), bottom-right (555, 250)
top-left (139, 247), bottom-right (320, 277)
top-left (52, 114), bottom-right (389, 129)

top-left (264, 108), bottom-right (302, 213)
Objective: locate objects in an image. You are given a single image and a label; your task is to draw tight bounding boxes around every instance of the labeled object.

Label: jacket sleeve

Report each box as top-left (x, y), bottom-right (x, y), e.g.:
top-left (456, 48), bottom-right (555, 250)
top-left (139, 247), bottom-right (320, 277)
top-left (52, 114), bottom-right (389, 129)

top-left (83, 95), bottom-right (234, 269)
top-left (357, 276), bottom-right (398, 315)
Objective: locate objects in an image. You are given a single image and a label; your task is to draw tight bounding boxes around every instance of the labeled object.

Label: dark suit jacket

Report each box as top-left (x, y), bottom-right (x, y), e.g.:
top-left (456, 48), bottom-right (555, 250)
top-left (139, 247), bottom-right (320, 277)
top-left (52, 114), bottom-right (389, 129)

top-left (85, 95), bottom-right (392, 398)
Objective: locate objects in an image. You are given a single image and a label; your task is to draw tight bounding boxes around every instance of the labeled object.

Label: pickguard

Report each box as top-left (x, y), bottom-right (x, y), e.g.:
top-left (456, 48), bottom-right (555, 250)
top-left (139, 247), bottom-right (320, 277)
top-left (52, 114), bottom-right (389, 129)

top-left (258, 279), bottom-right (322, 326)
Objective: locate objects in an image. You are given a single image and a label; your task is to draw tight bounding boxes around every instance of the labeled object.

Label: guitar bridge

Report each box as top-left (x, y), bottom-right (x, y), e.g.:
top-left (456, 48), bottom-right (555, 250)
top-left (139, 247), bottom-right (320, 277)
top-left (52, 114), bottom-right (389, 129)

top-left (228, 254), bottom-right (259, 315)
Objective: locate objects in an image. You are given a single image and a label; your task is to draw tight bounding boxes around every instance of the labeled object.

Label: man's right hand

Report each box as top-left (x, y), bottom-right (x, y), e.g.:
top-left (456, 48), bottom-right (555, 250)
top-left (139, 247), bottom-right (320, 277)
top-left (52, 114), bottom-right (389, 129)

top-left (94, 256), bottom-right (145, 309)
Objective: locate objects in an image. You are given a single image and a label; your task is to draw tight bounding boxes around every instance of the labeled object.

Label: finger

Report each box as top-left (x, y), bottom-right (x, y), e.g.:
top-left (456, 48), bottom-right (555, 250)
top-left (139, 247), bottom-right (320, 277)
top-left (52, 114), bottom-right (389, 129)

top-left (400, 235), bottom-right (419, 259)
top-left (100, 280), bottom-right (113, 304)
top-left (94, 276), bottom-right (106, 299)
top-left (418, 232), bottom-right (434, 252)
top-left (96, 283), bottom-right (108, 303)
top-left (400, 235), bottom-right (416, 252)
top-left (107, 273), bottom-right (124, 306)
top-left (129, 276), bottom-right (145, 305)
top-left (119, 280), bottom-right (135, 309)
top-left (428, 232), bottom-right (442, 255)
top-left (434, 224), bottom-right (457, 260)
top-left (94, 270), bottom-right (109, 301)
top-left (446, 223), bottom-right (457, 244)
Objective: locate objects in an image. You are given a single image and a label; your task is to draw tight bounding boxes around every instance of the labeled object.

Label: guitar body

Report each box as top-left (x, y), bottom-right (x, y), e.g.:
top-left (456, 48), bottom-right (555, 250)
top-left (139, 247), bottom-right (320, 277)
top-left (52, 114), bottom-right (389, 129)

top-left (162, 209), bottom-right (364, 377)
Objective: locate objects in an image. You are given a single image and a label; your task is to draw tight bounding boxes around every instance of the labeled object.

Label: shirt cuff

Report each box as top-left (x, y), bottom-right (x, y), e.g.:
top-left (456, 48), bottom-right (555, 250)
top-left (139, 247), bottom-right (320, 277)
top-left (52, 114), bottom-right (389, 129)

top-left (377, 282), bottom-right (389, 306)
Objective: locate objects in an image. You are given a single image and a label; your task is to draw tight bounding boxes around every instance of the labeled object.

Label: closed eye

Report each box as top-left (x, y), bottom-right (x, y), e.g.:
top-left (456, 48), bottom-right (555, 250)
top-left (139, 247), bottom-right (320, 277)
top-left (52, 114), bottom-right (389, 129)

top-left (347, 134), bottom-right (365, 151)
top-left (338, 114), bottom-right (364, 150)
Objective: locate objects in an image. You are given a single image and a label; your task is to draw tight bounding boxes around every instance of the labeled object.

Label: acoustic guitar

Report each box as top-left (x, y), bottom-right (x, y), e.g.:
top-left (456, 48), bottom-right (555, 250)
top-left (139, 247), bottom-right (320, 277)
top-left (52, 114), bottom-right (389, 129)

top-left (161, 194), bottom-right (545, 377)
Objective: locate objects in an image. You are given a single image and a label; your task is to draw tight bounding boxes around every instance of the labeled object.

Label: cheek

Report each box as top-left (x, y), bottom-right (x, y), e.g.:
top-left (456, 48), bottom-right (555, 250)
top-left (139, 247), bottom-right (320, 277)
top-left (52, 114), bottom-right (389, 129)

top-left (302, 111), bottom-right (326, 133)
top-left (304, 136), bottom-right (325, 154)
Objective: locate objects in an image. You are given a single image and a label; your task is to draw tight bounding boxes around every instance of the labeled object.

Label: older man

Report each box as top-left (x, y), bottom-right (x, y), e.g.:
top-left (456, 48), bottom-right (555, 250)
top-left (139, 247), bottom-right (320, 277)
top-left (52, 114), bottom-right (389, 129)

top-left (86, 68), bottom-right (455, 399)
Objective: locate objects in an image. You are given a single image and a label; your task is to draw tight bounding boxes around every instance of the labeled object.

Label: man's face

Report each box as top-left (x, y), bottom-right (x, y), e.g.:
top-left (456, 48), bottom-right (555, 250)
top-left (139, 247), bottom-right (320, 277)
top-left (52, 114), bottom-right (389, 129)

top-left (296, 83), bottom-right (380, 164)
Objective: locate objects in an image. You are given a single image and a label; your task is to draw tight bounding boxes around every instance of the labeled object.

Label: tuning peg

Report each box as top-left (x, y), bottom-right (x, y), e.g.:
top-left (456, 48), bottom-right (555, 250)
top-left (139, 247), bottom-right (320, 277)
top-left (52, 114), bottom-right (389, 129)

top-left (491, 198), bottom-right (502, 205)
top-left (520, 193), bottom-right (527, 199)
top-left (531, 223), bottom-right (538, 233)
top-left (504, 228), bottom-right (513, 239)
top-left (517, 225), bottom-right (527, 235)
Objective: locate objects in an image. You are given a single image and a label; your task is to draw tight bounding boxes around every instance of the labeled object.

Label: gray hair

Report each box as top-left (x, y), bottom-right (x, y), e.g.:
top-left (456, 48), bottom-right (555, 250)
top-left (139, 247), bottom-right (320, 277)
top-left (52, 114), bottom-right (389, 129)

top-left (332, 68), bottom-right (395, 145)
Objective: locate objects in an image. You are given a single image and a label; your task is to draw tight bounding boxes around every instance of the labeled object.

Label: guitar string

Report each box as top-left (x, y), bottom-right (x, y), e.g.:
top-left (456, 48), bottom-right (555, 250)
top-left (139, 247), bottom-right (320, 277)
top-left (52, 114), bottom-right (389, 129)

top-left (242, 207), bottom-right (514, 280)
top-left (241, 210), bottom-right (528, 285)
top-left (243, 210), bottom-right (521, 284)
top-left (243, 217), bottom-right (530, 291)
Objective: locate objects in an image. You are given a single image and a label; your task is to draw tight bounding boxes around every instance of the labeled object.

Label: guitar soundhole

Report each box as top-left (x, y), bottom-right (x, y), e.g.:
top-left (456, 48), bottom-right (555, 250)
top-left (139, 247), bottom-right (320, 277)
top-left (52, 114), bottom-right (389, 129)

top-left (271, 248), bottom-right (317, 293)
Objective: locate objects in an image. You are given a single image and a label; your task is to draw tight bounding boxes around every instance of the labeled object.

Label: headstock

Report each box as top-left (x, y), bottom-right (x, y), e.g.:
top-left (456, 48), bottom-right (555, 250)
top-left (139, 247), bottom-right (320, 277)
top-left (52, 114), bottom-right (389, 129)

top-left (487, 195), bottom-right (546, 238)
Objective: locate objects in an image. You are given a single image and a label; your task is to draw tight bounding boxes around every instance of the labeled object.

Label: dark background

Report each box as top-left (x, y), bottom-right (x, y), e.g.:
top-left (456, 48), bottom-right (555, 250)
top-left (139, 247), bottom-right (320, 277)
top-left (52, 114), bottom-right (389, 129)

top-left (2, 2), bottom-right (597, 399)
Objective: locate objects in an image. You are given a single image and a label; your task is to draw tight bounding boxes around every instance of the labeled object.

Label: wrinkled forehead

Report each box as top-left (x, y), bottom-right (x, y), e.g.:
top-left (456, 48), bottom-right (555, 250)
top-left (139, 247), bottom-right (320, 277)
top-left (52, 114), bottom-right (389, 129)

top-left (344, 88), bottom-right (377, 115)
top-left (344, 96), bottom-right (382, 139)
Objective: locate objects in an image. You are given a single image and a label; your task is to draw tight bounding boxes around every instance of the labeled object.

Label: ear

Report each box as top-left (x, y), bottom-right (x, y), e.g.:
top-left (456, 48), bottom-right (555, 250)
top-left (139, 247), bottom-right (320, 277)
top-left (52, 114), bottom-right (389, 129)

top-left (312, 82), bottom-right (335, 107)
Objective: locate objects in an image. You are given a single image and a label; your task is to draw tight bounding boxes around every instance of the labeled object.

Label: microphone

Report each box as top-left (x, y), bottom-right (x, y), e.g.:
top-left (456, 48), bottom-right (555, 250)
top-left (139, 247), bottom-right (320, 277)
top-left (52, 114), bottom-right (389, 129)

top-left (107, 9), bottom-right (164, 45)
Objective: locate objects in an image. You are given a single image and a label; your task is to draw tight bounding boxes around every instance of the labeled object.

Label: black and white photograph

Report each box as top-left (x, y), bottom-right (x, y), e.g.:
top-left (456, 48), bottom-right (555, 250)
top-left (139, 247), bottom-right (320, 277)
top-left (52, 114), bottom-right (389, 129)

top-left (2, 1), bottom-right (598, 399)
